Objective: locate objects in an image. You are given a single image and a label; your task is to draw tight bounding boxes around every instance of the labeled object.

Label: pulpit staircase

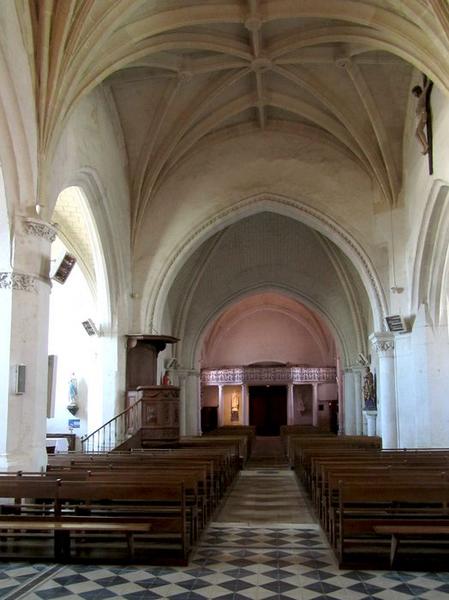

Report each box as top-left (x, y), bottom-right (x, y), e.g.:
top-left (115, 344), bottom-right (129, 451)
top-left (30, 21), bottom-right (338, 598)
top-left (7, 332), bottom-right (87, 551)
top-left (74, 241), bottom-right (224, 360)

top-left (81, 399), bottom-right (143, 452)
top-left (81, 385), bottom-right (181, 453)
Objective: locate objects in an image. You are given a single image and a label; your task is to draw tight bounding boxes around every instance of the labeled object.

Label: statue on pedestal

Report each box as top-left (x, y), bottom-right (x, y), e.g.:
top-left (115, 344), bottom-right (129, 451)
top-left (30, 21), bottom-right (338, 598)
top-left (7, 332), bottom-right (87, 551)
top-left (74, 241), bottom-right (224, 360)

top-left (67, 373), bottom-right (79, 415)
top-left (231, 391), bottom-right (239, 422)
top-left (363, 366), bottom-right (376, 411)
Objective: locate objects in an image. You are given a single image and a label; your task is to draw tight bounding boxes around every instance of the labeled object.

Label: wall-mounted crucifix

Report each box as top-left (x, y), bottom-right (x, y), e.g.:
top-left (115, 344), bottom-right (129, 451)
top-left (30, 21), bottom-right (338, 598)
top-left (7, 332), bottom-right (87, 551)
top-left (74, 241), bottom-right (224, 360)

top-left (412, 74), bottom-right (434, 175)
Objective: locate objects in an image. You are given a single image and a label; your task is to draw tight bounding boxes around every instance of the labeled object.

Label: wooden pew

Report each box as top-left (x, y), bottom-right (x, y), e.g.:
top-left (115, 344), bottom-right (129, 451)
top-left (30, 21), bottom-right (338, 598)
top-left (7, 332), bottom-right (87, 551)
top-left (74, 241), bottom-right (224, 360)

top-left (0, 477), bottom-right (189, 564)
top-left (336, 481), bottom-right (449, 568)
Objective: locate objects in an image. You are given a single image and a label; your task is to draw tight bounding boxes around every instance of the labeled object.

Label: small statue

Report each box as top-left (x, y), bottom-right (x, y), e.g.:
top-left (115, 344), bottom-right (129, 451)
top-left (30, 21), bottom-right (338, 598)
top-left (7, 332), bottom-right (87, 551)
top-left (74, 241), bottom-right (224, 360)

top-left (161, 371), bottom-right (171, 385)
top-left (67, 373), bottom-right (79, 415)
top-left (231, 391), bottom-right (239, 422)
top-left (363, 366), bottom-right (376, 411)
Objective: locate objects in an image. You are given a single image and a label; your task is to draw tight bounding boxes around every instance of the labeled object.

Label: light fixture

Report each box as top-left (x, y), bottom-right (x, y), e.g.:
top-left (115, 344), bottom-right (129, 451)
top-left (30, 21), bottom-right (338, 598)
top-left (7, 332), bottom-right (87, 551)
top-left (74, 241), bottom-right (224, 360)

top-left (52, 252), bottom-right (76, 284)
top-left (386, 315), bottom-right (408, 333)
top-left (81, 318), bottom-right (100, 336)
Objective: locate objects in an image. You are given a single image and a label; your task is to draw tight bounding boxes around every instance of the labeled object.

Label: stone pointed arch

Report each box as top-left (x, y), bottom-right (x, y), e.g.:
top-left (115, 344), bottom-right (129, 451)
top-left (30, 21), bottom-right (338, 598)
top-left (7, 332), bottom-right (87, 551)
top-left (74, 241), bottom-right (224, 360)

top-left (144, 193), bottom-right (388, 335)
top-left (187, 285), bottom-right (349, 370)
top-left (412, 180), bottom-right (449, 326)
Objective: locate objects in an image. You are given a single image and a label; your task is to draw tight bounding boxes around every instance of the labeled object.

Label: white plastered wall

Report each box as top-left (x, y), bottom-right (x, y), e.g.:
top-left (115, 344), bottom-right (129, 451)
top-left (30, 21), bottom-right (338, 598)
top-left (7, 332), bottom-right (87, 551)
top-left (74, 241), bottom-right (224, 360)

top-left (46, 86), bottom-right (132, 425)
top-left (392, 82), bottom-right (449, 447)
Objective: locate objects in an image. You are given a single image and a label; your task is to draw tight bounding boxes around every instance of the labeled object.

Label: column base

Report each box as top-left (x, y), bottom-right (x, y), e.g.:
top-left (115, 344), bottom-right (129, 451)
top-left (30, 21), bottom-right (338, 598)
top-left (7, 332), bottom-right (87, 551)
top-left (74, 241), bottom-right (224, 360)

top-left (363, 410), bottom-right (378, 437)
top-left (0, 447), bottom-right (48, 472)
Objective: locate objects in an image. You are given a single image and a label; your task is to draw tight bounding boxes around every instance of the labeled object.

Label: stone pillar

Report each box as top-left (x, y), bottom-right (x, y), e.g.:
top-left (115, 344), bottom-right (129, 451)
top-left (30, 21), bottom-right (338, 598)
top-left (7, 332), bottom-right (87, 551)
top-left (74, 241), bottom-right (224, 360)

top-left (185, 371), bottom-right (201, 435)
top-left (174, 369), bottom-right (200, 436)
top-left (218, 385), bottom-right (224, 426)
top-left (0, 217), bottom-right (56, 471)
top-left (178, 372), bottom-right (187, 436)
top-left (336, 357), bottom-right (344, 435)
top-left (312, 383), bottom-right (319, 427)
top-left (287, 383), bottom-right (294, 425)
top-left (370, 332), bottom-right (397, 448)
top-left (241, 384), bottom-right (249, 425)
top-left (343, 369), bottom-right (356, 435)
top-left (352, 366), bottom-right (364, 435)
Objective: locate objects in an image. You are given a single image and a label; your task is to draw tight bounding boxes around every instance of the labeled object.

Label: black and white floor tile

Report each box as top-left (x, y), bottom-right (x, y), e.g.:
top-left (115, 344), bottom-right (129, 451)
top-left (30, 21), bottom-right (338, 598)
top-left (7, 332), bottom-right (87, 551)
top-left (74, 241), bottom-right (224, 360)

top-left (1, 526), bottom-right (448, 599)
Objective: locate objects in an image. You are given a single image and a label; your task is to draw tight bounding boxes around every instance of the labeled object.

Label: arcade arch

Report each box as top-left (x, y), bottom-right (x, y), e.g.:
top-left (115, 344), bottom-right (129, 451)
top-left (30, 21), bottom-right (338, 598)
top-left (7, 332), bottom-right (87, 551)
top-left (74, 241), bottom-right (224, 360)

top-left (0, 166), bottom-right (11, 456)
top-left (47, 186), bottom-right (118, 441)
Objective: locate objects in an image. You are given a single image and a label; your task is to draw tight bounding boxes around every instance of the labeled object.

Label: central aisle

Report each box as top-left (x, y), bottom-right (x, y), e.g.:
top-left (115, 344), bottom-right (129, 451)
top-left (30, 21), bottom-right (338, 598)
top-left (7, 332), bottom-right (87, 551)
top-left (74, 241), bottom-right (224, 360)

top-left (215, 435), bottom-right (314, 525)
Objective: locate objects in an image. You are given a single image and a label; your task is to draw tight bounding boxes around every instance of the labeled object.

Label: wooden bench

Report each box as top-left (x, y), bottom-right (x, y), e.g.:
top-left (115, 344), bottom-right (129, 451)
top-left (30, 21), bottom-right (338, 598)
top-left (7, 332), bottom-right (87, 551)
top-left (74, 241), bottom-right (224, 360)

top-left (0, 516), bottom-right (152, 559)
top-left (0, 478), bottom-right (190, 564)
top-left (336, 482), bottom-right (449, 568)
top-left (374, 524), bottom-right (449, 566)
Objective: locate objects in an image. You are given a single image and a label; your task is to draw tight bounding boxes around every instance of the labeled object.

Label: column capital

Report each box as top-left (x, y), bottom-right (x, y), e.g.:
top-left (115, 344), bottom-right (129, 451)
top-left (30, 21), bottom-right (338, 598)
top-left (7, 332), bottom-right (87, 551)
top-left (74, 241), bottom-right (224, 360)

top-left (0, 271), bottom-right (38, 293)
top-left (173, 368), bottom-right (200, 378)
top-left (369, 332), bottom-right (395, 356)
top-left (22, 217), bottom-right (57, 243)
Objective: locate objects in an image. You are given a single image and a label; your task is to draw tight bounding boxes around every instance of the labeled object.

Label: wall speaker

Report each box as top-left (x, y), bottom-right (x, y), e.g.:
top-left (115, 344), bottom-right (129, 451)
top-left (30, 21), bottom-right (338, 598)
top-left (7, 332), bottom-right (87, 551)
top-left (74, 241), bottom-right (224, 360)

top-left (15, 364), bottom-right (26, 395)
top-left (52, 252), bottom-right (76, 284)
top-left (385, 314), bottom-right (407, 333)
top-left (47, 355), bottom-right (57, 418)
top-left (81, 318), bottom-right (99, 336)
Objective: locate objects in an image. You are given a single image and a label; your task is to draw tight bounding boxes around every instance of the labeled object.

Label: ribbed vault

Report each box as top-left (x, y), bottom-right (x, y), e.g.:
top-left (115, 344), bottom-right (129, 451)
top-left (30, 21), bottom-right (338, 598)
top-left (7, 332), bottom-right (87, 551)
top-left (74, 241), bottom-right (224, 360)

top-left (20, 0), bottom-right (449, 238)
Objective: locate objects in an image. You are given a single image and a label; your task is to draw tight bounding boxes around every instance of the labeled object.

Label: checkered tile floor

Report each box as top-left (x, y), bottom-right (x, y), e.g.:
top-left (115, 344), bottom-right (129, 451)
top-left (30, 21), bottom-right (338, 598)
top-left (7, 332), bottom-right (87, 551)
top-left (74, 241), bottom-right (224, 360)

top-left (2, 526), bottom-right (449, 599)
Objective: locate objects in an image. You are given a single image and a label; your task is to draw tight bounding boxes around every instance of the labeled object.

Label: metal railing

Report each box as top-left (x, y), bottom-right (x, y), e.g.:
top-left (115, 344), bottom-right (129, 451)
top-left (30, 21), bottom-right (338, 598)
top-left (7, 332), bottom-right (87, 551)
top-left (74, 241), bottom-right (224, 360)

top-left (81, 399), bottom-right (142, 453)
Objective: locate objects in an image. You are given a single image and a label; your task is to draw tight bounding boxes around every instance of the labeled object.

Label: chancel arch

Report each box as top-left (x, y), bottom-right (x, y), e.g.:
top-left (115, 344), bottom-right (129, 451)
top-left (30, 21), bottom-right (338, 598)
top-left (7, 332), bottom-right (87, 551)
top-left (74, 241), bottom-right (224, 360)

top-left (160, 210), bottom-right (372, 436)
top-left (145, 193), bottom-right (386, 337)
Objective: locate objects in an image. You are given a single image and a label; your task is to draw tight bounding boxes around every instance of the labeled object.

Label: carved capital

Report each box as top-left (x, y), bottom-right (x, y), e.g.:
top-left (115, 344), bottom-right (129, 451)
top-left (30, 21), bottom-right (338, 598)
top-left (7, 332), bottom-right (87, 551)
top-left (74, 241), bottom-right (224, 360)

top-left (369, 333), bottom-right (395, 356)
top-left (0, 271), bottom-right (37, 293)
top-left (23, 217), bottom-right (57, 242)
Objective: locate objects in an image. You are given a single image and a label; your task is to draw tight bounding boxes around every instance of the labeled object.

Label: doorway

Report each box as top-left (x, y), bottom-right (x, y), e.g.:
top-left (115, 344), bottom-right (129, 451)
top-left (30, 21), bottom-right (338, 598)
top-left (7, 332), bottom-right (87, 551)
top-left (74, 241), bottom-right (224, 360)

top-left (249, 385), bottom-right (287, 436)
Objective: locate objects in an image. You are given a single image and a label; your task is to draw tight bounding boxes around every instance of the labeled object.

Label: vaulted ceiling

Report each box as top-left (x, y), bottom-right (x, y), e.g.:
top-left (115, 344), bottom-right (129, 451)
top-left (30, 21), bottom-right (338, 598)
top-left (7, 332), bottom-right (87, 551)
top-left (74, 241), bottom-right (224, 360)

top-left (25, 0), bottom-right (449, 241)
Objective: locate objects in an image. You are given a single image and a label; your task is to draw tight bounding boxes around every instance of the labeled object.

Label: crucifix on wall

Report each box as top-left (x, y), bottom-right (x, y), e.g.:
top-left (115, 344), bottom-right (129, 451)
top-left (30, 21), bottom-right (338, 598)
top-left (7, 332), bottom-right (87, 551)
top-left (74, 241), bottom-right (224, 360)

top-left (412, 74), bottom-right (434, 174)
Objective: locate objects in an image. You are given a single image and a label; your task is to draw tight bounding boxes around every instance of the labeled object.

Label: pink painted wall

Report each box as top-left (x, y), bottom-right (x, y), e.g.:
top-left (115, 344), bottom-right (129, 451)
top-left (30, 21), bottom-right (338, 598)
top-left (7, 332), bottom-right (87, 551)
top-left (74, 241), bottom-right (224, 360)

top-left (202, 293), bottom-right (335, 368)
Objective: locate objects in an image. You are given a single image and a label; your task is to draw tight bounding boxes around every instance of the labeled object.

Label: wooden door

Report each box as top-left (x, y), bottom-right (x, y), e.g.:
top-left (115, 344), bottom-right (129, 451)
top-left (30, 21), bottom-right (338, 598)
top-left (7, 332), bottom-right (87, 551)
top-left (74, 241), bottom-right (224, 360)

top-left (249, 385), bottom-right (287, 435)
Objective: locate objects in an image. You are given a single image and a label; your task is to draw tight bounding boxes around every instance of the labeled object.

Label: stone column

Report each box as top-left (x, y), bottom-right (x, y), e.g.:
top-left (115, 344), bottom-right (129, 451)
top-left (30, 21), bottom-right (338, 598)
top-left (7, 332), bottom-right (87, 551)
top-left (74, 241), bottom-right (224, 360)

top-left (174, 368), bottom-right (200, 436)
top-left (370, 332), bottom-right (397, 448)
top-left (336, 357), bottom-right (344, 435)
top-left (352, 366), bottom-right (364, 435)
top-left (0, 217), bottom-right (56, 471)
top-left (185, 371), bottom-right (201, 435)
top-left (312, 383), bottom-right (319, 427)
top-left (343, 369), bottom-right (356, 435)
top-left (178, 372), bottom-right (187, 436)
top-left (218, 385), bottom-right (224, 426)
top-left (241, 384), bottom-right (249, 425)
top-left (287, 383), bottom-right (294, 425)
